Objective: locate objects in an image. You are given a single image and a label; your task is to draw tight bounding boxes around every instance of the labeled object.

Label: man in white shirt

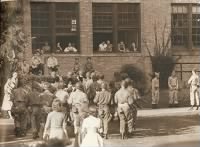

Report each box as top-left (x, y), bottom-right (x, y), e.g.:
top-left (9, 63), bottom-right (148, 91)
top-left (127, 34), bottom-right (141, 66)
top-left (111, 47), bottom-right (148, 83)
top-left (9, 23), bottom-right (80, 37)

top-left (99, 42), bottom-right (107, 52)
top-left (47, 53), bottom-right (59, 74)
top-left (68, 82), bottom-right (89, 135)
top-left (188, 68), bottom-right (199, 110)
top-left (64, 43), bottom-right (77, 53)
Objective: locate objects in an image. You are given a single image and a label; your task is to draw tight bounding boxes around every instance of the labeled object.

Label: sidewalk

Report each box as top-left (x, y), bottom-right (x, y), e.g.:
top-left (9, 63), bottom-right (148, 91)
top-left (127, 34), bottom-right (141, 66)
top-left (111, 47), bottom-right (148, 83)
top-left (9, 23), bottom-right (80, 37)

top-left (138, 107), bottom-right (200, 118)
top-left (0, 107), bottom-right (199, 126)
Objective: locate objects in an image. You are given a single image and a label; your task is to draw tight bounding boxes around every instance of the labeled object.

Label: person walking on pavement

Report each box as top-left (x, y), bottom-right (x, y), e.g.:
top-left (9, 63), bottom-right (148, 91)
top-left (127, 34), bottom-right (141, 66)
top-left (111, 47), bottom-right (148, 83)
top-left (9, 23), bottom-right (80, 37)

top-left (152, 72), bottom-right (160, 109)
top-left (10, 80), bottom-right (28, 137)
top-left (43, 99), bottom-right (71, 145)
top-left (39, 82), bottom-right (55, 138)
top-left (80, 105), bottom-right (104, 147)
top-left (68, 82), bottom-right (89, 146)
top-left (94, 82), bottom-right (112, 139)
top-left (27, 81), bottom-right (43, 139)
top-left (2, 72), bottom-right (18, 119)
top-left (188, 68), bottom-right (199, 110)
top-left (168, 71), bottom-right (179, 107)
top-left (114, 80), bottom-right (134, 139)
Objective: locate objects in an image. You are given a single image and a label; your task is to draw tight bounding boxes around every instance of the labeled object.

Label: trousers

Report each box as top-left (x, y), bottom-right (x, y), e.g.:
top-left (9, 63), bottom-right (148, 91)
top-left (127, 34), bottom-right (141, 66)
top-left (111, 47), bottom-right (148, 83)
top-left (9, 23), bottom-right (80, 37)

top-left (117, 104), bottom-right (133, 134)
top-left (98, 105), bottom-right (112, 134)
top-left (11, 102), bottom-right (28, 135)
top-left (152, 89), bottom-right (159, 104)
top-left (31, 105), bottom-right (41, 136)
top-left (190, 85), bottom-right (199, 106)
top-left (169, 89), bottom-right (178, 104)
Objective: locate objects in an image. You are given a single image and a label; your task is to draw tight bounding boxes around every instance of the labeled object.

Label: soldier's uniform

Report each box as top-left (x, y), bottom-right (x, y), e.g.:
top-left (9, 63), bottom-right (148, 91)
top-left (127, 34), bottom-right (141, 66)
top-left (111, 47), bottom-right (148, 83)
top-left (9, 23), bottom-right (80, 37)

top-left (188, 73), bottom-right (199, 108)
top-left (27, 87), bottom-right (42, 139)
top-left (152, 76), bottom-right (160, 108)
top-left (39, 89), bottom-right (54, 138)
top-left (115, 87), bottom-right (133, 139)
top-left (168, 75), bottom-right (179, 107)
top-left (94, 89), bottom-right (112, 138)
top-left (11, 87), bottom-right (28, 137)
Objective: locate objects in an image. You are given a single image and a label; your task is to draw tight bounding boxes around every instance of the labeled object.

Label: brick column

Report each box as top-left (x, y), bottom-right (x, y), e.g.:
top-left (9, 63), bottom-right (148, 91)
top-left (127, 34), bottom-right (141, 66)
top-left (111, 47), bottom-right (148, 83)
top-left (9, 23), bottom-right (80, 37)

top-left (23, 0), bottom-right (32, 63)
top-left (79, 0), bottom-right (93, 55)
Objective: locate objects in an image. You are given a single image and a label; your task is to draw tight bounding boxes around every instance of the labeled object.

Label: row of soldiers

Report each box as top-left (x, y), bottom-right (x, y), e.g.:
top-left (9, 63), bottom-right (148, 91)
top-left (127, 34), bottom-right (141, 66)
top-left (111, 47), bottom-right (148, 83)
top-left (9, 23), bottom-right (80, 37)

top-left (10, 70), bottom-right (140, 140)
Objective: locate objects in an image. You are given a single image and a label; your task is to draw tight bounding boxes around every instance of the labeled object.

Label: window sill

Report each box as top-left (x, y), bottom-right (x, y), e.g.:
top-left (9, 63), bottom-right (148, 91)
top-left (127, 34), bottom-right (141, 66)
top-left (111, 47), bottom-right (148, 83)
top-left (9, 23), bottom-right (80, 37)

top-left (93, 52), bottom-right (142, 57)
top-left (43, 52), bottom-right (142, 57)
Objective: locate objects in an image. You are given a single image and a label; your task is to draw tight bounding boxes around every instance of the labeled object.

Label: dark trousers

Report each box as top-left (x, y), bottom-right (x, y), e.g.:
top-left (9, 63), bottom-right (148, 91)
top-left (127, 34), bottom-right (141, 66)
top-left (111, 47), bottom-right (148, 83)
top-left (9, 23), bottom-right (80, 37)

top-left (31, 105), bottom-right (41, 137)
top-left (11, 102), bottom-right (28, 136)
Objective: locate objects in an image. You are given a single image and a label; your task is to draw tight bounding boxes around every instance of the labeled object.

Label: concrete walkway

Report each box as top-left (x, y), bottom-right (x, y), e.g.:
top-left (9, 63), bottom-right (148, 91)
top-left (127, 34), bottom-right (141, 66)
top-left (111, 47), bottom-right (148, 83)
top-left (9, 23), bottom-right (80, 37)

top-left (0, 107), bottom-right (199, 126)
top-left (138, 107), bottom-right (200, 118)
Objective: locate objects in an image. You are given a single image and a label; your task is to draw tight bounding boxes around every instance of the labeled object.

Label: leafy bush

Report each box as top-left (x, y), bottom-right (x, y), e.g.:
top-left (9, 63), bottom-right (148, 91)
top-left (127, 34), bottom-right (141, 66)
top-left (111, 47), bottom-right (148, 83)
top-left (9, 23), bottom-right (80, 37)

top-left (120, 64), bottom-right (148, 95)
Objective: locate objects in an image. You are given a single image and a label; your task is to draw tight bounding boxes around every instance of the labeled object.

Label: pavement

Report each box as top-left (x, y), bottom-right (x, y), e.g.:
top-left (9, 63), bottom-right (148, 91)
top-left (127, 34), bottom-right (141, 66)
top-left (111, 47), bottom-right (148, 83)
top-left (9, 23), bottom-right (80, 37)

top-left (0, 107), bottom-right (199, 147)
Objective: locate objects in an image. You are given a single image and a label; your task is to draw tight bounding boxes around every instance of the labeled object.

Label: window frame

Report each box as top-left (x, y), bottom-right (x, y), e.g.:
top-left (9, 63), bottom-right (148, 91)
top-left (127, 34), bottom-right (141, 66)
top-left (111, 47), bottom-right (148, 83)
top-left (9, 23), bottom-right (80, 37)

top-left (31, 2), bottom-right (80, 54)
top-left (92, 3), bottom-right (141, 54)
top-left (171, 3), bottom-right (200, 50)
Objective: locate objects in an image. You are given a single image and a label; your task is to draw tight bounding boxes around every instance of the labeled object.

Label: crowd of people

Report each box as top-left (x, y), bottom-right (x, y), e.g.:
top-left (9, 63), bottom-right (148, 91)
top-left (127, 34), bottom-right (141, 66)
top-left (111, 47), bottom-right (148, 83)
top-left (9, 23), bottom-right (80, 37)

top-left (98, 41), bottom-right (138, 53)
top-left (1, 56), bottom-right (141, 147)
top-left (1, 53), bottom-right (199, 147)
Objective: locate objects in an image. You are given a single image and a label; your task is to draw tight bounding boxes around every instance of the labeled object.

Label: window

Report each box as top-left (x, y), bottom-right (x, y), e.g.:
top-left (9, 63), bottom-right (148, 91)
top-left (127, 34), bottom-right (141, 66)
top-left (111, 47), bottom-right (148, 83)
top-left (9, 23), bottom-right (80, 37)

top-left (31, 2), bottom-right (79, 54)
top-left (171, 4), bottom-right (200, 49)
top-left (192, 5), bottom-right (200, 47)
top-left (31, 3), bottom-right (51, 53)
top-left (93, 3), bottom-right (140, 53)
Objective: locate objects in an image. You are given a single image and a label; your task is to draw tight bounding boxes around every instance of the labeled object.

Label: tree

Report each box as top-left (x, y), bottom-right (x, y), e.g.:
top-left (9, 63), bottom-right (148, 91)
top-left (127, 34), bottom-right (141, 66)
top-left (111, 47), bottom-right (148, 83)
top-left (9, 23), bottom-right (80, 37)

top-left (143, 21), bottom-right (179, 88)
top-left (0, 0), bottom-right (27, 104)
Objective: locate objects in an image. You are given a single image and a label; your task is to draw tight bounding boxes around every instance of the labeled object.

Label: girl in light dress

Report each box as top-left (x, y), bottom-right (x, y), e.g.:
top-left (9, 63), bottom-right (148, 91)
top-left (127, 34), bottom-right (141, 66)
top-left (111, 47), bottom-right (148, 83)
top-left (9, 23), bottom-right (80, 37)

top-left (43, 98), bottom-right (71, 145)
top-left (1, 72), bottom-right (18, 119)
top-left (80, 105), bottom-right (104, 147)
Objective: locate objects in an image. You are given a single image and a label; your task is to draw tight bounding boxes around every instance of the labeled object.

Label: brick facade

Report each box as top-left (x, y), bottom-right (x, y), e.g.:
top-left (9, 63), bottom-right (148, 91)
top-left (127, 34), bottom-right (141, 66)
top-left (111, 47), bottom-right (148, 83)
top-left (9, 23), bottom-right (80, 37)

top-left (25, 0), bottom-right (200, 83)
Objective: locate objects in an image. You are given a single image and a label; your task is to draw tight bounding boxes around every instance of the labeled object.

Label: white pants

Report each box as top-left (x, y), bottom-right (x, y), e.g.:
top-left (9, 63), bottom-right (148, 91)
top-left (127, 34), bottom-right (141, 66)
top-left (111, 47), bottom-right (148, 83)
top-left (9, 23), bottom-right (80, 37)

top-left (152, 89), bottom-right (159, 104)
top-left (190, 85), bottom-right (199, 106)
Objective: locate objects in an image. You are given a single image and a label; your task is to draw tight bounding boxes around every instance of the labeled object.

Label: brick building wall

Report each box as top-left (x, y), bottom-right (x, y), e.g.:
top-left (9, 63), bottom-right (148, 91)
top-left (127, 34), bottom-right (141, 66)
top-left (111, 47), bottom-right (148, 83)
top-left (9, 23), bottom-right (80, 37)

top-left (25, 0), bottom-right (200, 84)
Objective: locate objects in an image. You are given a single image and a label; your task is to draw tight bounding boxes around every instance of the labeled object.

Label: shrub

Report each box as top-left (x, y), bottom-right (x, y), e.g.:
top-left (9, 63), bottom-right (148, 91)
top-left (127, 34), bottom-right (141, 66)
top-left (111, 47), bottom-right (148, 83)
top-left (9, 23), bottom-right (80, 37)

top-left (120, 64), bottom-right (148, 95)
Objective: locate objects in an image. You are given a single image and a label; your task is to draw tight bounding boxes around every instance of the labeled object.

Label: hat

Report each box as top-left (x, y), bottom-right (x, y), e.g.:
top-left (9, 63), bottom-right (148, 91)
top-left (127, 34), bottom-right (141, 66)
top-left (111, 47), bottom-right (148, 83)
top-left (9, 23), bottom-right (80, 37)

top-left (155, 72), bottom-right (160, 76)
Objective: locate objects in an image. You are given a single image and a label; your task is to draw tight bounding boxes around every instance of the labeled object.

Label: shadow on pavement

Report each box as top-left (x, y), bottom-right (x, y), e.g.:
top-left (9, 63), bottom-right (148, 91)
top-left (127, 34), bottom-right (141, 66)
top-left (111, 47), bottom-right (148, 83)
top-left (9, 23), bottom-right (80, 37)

top-left (108, 115), bottom-right (200, 138)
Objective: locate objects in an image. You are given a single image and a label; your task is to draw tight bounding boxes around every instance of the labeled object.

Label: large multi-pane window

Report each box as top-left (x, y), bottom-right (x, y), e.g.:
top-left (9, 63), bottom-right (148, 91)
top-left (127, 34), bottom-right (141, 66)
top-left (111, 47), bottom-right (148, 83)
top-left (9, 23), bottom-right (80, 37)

top-left (93, 3), bottom-right (140, 53)
top-left (192, 5), bottom-right (200, 47)
top-left (172, 4), bottom-right (200, 49)
top-left (31, 2), bottom-right (79, 54)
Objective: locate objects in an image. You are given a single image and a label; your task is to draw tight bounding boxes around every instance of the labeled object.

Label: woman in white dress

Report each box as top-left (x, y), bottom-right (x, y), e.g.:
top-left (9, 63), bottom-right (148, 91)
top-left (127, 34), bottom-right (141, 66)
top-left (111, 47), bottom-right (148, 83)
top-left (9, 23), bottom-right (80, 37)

top-left (43, 99), bottom-right (71, 145)
top-left (1, 72), bottom-right (18, 119)
top-left (81, 105), bottom-right (104, 147)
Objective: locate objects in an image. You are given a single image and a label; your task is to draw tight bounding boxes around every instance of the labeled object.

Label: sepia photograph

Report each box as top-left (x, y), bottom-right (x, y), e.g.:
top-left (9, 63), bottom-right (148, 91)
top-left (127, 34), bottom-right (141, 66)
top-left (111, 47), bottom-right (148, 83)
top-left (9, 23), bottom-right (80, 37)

top-left (0, 0), bottom-right (200, 147)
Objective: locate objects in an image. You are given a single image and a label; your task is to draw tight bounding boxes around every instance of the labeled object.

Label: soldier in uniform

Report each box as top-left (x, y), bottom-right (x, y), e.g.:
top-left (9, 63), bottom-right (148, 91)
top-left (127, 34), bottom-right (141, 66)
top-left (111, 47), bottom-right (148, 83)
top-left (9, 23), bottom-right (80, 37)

top-left (84, 57), bottom-right (94, 74)
top-left (168, 71), bottom-right (179, 107)
top-left (39, 82), bottom-right (55, 138)
top-left (27, 81), bottom-right (43, 139)
top-left (73, 57), bottom-right (81, 75)
top-left (114, 81), bottom-right (133, 139)
top-left (11, 80), bottom-right (28, 137)
top-left (188, 68), bottom-right (199, 110)
top-left (152, 72), bottom-right (160, 109)
top-left (94, 82), bottom-right (112, 139)
top-left (68, 82), bottom-right (89, 145)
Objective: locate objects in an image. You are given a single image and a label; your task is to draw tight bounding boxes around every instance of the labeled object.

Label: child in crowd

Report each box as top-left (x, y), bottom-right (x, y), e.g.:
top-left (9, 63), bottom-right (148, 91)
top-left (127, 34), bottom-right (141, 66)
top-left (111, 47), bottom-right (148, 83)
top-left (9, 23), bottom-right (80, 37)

top-left (81, 105), bottom-right (104, 147)
top-left (43, 99), bottom-right (71, 145)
